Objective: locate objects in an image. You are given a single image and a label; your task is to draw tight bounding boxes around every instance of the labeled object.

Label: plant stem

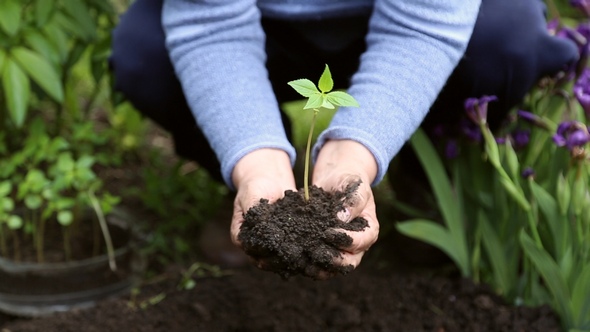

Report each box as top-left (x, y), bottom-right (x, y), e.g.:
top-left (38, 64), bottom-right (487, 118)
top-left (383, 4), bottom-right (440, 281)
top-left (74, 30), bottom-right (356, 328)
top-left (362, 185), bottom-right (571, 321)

top-left (303, 109), bottom-right (319, 201)
top-left (36, 212), bottom-right (46, 263)
top-left (526, 188), bottom-right (544, 249)
top-left (88, 190), bottom-right (117, 271)
top-left (93, 213), bottom-right (101, 257)
top-left (12, 229), bottom-right (20, 262)
top-left (63, 226), bottom-right (71, 261)
top-left (0, 224), bottom-right (7, 257)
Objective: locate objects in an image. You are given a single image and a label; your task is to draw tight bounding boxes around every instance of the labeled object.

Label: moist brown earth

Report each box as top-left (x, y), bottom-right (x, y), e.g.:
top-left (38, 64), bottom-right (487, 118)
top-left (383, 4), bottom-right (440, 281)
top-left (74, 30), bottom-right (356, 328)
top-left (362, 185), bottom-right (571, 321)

top-left (239, 182), bottom-right (368, 279)
top-left (0, 204), bottom-right (561, 332)
top-left (0, 264), bottom-right (560, 332)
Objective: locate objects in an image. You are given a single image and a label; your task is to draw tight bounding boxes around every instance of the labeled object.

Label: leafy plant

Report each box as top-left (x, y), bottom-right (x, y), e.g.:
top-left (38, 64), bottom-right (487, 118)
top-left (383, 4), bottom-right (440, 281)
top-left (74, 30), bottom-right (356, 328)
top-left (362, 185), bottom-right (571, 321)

top-left (0, 0), bottom-right (126, 267)
top-left (137, 156), bottom-right (229, 265)
top-left (287, 64), bottom-right (359, 200)
top-left (396, 40), bottom-right (590, 332)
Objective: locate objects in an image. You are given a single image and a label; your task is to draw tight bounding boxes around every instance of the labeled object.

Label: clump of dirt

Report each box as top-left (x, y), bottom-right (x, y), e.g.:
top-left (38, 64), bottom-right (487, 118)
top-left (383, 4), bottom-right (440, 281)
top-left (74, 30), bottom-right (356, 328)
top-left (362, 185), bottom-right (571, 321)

top-left (238, 182), bottom-right (368, 279)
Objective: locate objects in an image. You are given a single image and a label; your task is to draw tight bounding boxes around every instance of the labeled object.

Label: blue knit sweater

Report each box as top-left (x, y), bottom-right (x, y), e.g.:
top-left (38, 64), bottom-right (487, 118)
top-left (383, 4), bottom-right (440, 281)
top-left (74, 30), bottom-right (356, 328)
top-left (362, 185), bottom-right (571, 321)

top-left (162, 0), bottom-right (481, 189)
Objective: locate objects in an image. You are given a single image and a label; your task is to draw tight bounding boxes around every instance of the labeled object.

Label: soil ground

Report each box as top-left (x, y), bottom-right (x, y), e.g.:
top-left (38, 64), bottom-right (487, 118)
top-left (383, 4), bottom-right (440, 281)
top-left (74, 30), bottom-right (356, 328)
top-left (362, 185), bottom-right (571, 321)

top-left (0, 128), bottom-right (562, 331)
top-left (0, 196), bottom-right (561, 332)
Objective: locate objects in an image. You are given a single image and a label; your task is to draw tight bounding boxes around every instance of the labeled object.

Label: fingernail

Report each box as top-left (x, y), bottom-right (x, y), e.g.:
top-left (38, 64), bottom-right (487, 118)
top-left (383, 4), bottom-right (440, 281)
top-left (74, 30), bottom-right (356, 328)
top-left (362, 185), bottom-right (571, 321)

top-left (337, 208), bottom-right (351, 222)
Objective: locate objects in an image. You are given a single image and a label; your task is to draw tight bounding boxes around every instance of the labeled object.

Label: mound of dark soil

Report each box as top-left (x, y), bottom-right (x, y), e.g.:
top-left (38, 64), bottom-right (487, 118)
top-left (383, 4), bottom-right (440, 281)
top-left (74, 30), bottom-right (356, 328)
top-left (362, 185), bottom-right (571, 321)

top-left (239, 183), bottom-right (368, 279)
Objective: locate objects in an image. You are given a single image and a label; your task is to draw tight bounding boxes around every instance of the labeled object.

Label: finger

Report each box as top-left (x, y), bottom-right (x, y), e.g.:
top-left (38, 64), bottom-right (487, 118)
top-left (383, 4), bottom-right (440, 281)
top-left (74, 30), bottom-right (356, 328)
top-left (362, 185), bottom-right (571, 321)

top-left (230, 196), bottom-right (247, 247)
top-left (333, 250), bottom-right (365, 269)
top-left (326, 215), bottom-right (379, 254)
top-left (339, 180), bottom-right (373, 223)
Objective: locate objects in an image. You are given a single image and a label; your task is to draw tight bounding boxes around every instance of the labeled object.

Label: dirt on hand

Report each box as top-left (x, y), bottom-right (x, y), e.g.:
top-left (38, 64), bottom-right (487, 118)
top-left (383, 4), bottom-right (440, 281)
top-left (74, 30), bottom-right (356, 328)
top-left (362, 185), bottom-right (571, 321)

top-left (238, 182), bottom-right (368, 279)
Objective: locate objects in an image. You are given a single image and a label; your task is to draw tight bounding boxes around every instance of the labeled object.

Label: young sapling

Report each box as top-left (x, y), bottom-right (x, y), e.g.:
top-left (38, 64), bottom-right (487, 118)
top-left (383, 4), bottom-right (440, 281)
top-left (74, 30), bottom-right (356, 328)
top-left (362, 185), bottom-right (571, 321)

top-left (287, 65), bottom-right (359, 201)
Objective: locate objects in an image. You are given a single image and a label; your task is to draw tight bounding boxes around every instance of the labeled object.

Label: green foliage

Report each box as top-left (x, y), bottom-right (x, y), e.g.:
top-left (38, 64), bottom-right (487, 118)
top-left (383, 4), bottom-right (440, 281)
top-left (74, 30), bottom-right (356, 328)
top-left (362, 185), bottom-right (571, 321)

top-left (394, 3), bottom-right (590, 329)
top-left (288, 64), bottom-right (359, 200)
top-left (396, 129), bottom-right (470, 277)
top-left (397, 68), bottom-right (590, 332)
top-left (0, 0), bottom-right (126, 264)
top-left (137, 156), bottom-right (229, 265)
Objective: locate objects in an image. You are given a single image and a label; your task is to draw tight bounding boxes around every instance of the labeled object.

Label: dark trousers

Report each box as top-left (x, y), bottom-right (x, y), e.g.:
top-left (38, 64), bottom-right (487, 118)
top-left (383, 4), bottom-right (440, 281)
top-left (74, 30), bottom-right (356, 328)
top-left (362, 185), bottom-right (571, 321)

top-left (110, 0), bottom-right (576, 184)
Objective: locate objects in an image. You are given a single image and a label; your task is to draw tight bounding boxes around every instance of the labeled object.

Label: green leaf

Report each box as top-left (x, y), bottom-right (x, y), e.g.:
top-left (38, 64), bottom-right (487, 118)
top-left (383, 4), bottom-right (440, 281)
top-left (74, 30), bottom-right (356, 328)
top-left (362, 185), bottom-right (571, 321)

top-left (55, 198), bottom-right (75, 210)
top-left (529, 179), bottom-right (566, 257)
top-left (24, 30), bottom-right (60, 65)
top-left (396, 220), bottom-right (469, 277)
top-left (57, 210), bottom-right (73, 226)
top-left (0, 49), bottom-right (6, 72)
top-left (320, 95), bottom-right (335, 109)
top-left (7, 215), bottom-right (23, 230)
top-left (408, 128), bottom-right (469, 276)
top-left (0, 181), bottom-right (10, 197)
top-left (557, 172), bottom-right (571, 216)
top-left (2, 58), bottom-right (30, 127)
top-left (0, 0), bottom-right (21, 36)
top-left (76, 155), bottom-right (95, 169)
top-left (571, 264), bottom-right (590, 327)
top-left (303, 93), bottom-right (323, 109)
top-left (326, 91), bottom-right (359, 108)
top-left (571, 176), bottom-right (586, 217)
top-left (57, 152), bottom-right (75, 172)
top-left (503, 140), bottom-right (519, 181)
top-left (43, 22), bottom-right (68, 62)
top-left (318, 64), bottom-right (333, 93)
top-left (287, 79), bottom-right (319, 98)
top-left (1, 197), bottom-right (14, 212)
top-left (409, 129), bottom-right (462, 233)
top-left (10, 47), bottom-right (64, 102)
top-left (62, 0), bottom-right (97, 41)
top-left (25, 169), bottom-right (47, 192)
top-left (25, 194), bottom-right (43, 210)
top-left (479, 212), bottom-right (512, 295)
top-left (520, 231), bottom-right (573, 325)
top-left (35, 0), bottom-right (54, 27)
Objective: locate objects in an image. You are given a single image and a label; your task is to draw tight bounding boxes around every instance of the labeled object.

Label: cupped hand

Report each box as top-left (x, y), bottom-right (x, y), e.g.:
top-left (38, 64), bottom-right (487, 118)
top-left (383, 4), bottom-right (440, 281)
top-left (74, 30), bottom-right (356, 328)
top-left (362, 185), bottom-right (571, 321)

top-left (230, 148), bottom-right (297, 250)
top-left (312, 139), bottom-right (380, 277)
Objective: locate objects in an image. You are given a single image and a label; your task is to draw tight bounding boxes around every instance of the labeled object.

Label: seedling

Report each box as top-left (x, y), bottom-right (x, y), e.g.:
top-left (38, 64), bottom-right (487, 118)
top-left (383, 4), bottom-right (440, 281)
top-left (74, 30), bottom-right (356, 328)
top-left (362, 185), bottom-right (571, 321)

top-left (287, 65), bottom-right (359, 200)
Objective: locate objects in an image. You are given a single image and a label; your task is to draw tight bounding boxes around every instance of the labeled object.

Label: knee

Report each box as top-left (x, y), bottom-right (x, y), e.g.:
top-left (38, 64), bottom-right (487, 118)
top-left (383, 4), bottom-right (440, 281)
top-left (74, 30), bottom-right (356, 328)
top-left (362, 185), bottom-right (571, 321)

top-left (458, 0), bottom-right (577, 110)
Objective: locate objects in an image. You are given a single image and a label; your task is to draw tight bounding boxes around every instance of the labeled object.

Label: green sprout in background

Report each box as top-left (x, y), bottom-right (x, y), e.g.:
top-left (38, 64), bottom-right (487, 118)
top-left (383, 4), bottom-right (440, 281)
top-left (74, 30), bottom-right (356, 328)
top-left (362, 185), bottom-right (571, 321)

top-left (287, 65), bottom-right (359, 201)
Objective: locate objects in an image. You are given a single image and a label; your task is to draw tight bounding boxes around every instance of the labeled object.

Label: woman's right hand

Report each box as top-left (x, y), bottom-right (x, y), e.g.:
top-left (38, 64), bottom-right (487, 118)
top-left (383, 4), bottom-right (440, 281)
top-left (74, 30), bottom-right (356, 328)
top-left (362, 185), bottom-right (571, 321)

top-left (230, 148), bottom-right (297, 253)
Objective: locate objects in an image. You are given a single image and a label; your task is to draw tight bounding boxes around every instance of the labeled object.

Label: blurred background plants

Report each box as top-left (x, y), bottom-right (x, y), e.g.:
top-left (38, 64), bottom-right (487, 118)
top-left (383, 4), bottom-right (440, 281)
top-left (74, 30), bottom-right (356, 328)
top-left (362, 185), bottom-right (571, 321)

top-left (0, 0), bottom-right (228, 266)
top-left (395, 1), bottom-right (590, 330)
top-left (0, 0), bottom-right (128, 263)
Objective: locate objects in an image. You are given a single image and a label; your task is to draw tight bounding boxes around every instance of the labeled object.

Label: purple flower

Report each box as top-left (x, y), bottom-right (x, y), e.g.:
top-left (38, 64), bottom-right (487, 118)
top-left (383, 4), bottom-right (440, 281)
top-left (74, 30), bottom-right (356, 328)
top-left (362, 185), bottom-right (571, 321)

top-left (445, 140), bottom-right (460, 159)
top-left (517, 110), bottom-right (538, 123)
top-left (552, 121), bottom-right (590, 150)
top-left (460, 118), bottom-right (482, 142)
top-left (571, 0), bottom-right (590, 17)
top-left (574, 68), bottom-right (590, 117)
top-left (521, 167), bottom-right (535, 179)
top-left (547, 19), bottom-right (560, 36)
top-left (517, 110), bottom-right (550, 130)
top-left (512, 129), bottom-right (531, 149)
top-left (558, 23), bottom-right (590, 78)
top-left (464, 95), bottom-right (498, 125)
top-left (495, 137), bottom-right (507, 144)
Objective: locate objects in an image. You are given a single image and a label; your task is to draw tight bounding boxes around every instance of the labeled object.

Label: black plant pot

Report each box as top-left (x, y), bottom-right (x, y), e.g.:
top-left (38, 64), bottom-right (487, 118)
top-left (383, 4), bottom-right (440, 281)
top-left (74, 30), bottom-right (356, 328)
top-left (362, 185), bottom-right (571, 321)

top-left (0, 208), bottom-right (145, 317)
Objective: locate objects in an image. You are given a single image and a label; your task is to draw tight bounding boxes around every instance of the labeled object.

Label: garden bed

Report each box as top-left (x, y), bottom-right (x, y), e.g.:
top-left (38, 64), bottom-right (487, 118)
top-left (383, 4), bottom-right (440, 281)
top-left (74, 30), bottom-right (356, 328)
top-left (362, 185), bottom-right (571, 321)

top-left (0, 197), bottom-right (561, 331)
top-left (0, 128), bottom-right (562, 331)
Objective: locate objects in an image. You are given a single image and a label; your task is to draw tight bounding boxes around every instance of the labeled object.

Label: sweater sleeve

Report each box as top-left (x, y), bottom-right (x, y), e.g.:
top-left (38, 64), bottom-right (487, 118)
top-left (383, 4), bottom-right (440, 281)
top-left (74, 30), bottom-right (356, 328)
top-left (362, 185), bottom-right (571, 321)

top-left (162, 0), bottom-right (296, 189)
top-left (313, 0), bottom-right (481, 186)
